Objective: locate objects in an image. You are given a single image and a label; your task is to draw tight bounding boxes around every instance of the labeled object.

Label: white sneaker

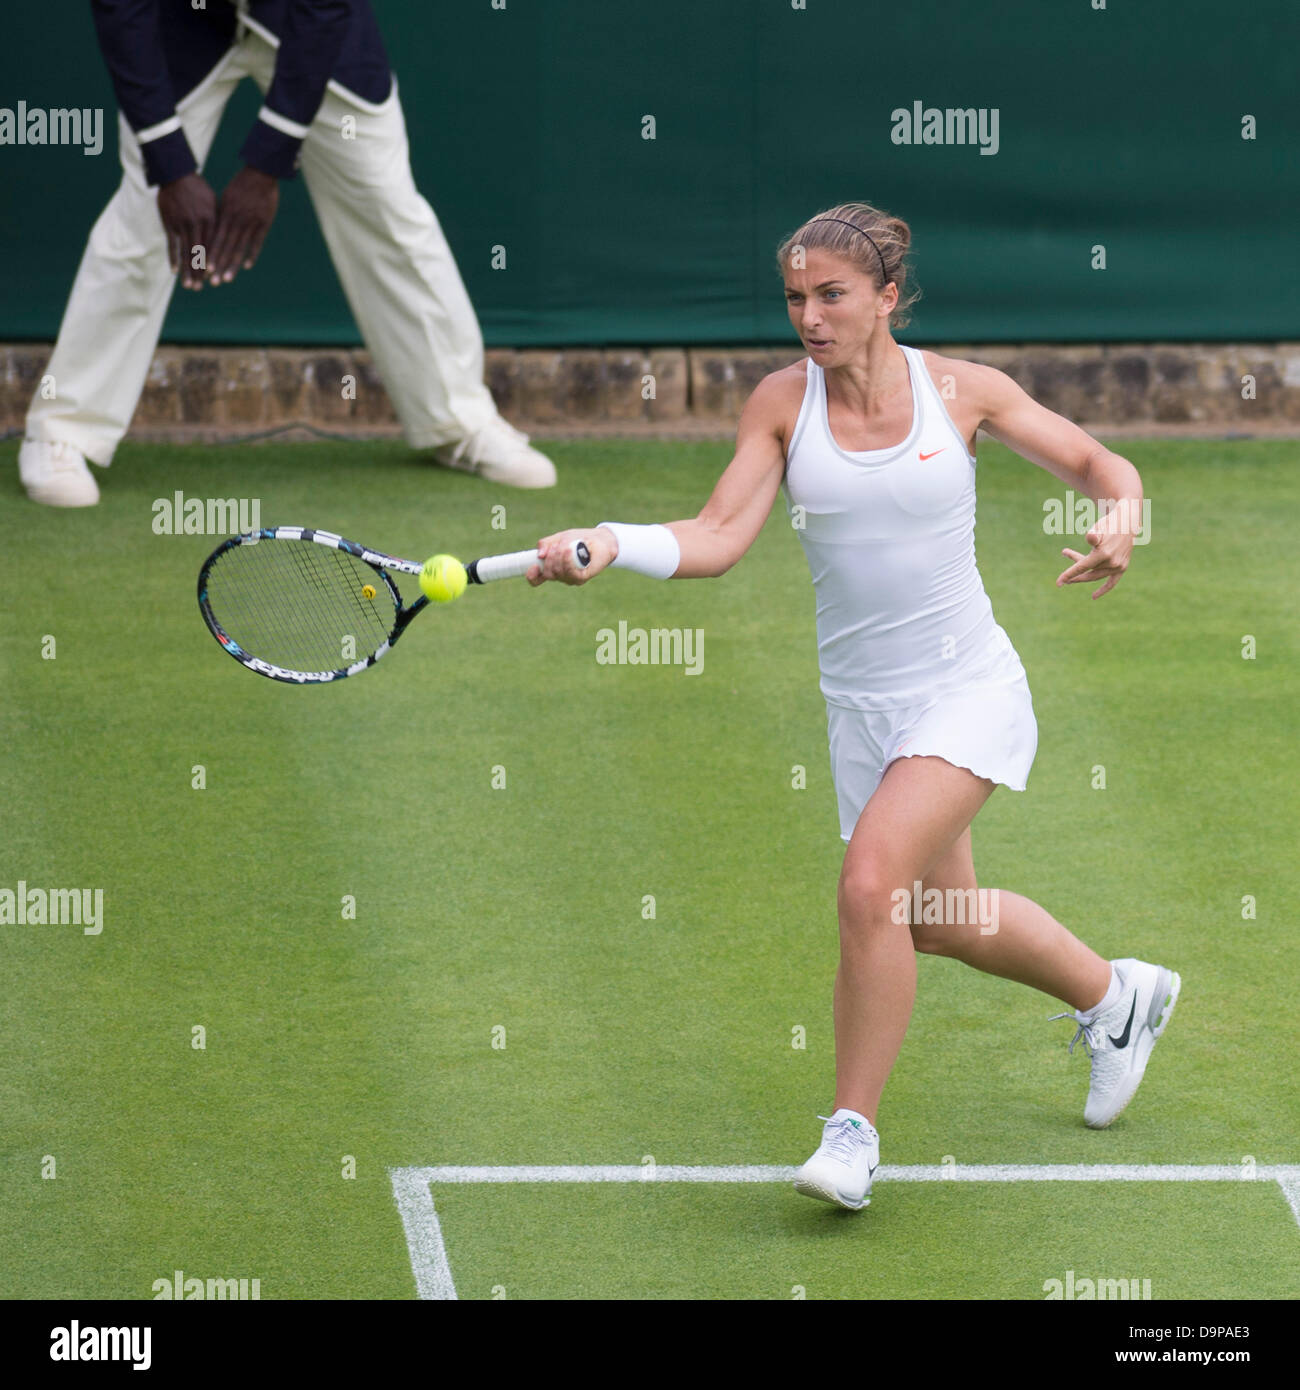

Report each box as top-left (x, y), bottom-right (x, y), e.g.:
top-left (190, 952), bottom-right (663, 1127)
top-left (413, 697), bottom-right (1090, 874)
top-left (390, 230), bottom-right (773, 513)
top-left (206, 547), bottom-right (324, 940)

top-left (19, 439), bottom-right (100, 507)
top-left (1051, 958), bottom-right (1181, 1129)
top-left (793, 1111), bottom-right (879, 1210)
top-left (431, 417), bottom-right (556, 488)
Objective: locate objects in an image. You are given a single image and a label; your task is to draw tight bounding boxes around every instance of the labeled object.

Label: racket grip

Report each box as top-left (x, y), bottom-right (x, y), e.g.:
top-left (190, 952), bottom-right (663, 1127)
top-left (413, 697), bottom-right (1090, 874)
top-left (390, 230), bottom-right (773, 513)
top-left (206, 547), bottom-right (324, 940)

top-left (467, 538), bottom-right (590, 585)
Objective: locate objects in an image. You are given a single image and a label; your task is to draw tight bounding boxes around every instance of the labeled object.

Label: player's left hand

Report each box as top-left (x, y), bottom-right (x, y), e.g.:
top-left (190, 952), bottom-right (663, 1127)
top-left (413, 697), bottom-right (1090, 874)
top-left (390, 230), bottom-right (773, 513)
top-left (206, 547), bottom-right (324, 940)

top-left (1056, 506), bottom-right (1139, 599)
top-left (209, 167), bottom-right (280, 285)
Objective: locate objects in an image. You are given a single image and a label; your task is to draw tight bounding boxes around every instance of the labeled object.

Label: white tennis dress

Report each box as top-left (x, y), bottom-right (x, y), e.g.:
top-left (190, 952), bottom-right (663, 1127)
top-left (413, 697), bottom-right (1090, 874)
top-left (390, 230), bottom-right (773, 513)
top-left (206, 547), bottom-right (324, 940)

top-left (782, 346), bottom-right (1037, 841)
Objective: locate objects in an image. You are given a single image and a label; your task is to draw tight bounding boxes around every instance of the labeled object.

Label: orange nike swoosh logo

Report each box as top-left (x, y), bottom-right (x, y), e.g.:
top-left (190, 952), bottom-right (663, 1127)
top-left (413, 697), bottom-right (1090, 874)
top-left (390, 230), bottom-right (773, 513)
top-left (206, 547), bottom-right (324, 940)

top-left (919, 448), bottom-right (946, 460)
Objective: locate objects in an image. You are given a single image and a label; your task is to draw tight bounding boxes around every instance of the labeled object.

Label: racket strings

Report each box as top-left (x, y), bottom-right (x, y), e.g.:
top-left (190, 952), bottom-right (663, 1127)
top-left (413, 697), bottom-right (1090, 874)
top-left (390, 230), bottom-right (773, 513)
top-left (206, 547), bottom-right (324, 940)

top-left (205, 539), bottom-right (399, 674)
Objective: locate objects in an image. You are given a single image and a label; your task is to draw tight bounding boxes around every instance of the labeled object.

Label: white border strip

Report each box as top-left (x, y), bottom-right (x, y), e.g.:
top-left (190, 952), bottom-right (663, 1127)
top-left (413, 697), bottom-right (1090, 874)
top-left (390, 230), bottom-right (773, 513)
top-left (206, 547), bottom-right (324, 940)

top-left (257, 105), bottom-right (311, 140)
top-left (390, 1163), bottom-right (1300, 1301)
top-left (137, 114), bottom-right (183, 144)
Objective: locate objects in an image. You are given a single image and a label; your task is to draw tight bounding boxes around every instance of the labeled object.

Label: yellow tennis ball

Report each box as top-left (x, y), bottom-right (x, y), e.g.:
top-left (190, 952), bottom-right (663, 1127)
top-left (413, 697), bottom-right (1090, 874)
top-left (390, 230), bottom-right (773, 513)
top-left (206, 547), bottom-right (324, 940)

top-left (420, 553), bottom-right (467, 603)
top-left (361, 584), bottom-right (376, 600)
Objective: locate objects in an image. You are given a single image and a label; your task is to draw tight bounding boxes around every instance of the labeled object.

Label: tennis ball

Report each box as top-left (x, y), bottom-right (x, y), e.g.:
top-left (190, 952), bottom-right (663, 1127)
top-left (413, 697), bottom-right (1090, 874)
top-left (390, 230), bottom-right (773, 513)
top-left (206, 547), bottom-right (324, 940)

top-left (361, 584), bottom-right (376, 600)
top-left (420, 553), bottom-right (467, 603)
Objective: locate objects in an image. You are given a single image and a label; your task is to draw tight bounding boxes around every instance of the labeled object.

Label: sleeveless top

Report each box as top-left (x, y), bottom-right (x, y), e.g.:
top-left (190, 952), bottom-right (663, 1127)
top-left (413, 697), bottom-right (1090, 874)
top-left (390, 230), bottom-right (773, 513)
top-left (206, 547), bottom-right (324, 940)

top-left (781, 345), bottom-right (1024, 709)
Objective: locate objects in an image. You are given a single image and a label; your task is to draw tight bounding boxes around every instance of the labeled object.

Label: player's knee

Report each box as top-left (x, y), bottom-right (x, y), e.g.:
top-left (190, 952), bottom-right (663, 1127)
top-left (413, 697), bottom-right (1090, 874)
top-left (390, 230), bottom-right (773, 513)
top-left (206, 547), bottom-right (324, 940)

top-left (837, 863), bottom-right (908, 938)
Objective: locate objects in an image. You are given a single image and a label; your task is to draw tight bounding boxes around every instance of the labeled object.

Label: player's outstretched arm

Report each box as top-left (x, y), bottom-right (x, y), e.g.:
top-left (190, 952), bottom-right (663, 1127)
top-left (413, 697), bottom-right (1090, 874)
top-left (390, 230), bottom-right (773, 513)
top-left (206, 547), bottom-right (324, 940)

top-left (530, 374), bottom-right (790, 586)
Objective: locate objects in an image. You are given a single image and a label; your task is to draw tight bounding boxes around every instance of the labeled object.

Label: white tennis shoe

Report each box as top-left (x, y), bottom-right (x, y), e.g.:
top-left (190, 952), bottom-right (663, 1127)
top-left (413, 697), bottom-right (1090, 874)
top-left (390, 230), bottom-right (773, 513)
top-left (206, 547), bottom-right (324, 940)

top-left (1051, 957), bottom-right (1181, 1128)
top-left (432, 417), bottom-right (556, 488)
top-left (794, 1111), bottom-right (879, 1210)
top-left (19, 438), bottom-right (100, 507)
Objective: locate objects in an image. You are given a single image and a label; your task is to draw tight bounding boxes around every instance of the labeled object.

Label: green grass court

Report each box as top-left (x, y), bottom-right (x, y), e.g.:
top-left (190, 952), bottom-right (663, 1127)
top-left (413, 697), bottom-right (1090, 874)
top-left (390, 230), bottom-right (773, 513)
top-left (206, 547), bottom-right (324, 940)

top-left (1, 436), bottom-right (1296, 1300)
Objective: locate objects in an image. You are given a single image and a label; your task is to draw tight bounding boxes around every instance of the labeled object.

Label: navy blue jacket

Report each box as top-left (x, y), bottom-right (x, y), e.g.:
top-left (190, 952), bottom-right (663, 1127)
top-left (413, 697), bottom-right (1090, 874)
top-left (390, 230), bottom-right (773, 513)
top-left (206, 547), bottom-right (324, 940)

top-left (89, 0), bottom-right (393, 185)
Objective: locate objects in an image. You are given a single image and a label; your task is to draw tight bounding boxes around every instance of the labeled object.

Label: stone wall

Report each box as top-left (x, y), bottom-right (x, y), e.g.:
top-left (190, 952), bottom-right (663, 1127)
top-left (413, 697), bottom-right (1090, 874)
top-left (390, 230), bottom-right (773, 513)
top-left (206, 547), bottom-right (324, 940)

top-left (4, 342), bottom-right (1299, 440)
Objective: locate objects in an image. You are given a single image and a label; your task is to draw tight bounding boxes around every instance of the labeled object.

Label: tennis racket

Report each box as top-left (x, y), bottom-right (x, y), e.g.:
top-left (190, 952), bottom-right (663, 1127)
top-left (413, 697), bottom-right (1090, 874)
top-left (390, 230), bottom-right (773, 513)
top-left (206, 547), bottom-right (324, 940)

top-left (197, 525), bottom-right (589, 684)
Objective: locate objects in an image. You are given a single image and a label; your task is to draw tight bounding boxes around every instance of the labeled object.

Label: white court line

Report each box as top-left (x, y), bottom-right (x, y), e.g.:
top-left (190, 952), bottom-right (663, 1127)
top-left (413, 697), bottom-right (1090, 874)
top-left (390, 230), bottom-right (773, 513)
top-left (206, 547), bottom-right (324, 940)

top-left (389, 1163), bottom-right (1300, 1301)
top-left (1278, 1178), bottom-right (1300, 1228)
top-left (390, 1167), bottom-right (458, 1301)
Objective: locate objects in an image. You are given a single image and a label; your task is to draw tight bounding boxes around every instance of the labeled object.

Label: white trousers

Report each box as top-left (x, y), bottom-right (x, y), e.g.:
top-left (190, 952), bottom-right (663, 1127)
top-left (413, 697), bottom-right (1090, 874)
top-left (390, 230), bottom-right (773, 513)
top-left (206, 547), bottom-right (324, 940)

top-left (27, 26), bottom-right (499, 463)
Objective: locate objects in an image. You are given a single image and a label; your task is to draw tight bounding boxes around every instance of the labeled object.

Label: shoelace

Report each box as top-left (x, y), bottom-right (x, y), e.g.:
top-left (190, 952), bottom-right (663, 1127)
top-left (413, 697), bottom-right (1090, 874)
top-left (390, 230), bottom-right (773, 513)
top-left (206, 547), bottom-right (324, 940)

top-left (32, 441), bottom-right (81, 474)
top-left (1048, 1011), bottom-right (1100, 1056)
top-left (446, 419), bottom-right (530, 468)
top-left (816, 1115), bottom-right (870, 1161)
top-left (50, 445), bottom-right (84, 475)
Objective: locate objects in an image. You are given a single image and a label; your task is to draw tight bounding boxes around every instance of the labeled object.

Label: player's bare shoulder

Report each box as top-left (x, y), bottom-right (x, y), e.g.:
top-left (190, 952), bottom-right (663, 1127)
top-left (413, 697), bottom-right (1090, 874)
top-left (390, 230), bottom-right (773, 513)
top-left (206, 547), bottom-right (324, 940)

top-left (917, 349), bottom-right (1013, 443)
top-left (739, 359), bottom-right (810, 455)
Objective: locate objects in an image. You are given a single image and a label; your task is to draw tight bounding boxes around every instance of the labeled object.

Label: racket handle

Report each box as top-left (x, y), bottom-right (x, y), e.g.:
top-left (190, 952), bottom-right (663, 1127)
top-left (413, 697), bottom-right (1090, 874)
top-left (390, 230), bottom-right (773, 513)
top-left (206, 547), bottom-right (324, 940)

top-left (466, 538), bottom-right (590, 585)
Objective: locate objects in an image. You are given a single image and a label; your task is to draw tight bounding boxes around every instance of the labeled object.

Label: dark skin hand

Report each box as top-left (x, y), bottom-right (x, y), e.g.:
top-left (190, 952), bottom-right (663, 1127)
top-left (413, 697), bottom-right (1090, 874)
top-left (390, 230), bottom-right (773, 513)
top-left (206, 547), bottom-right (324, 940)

top-left (156, 167), bottom-right (279, 289)
top-left (157, 172), bottom-right (218, 290)
top-left (209, 166), bottom-right (280, 285)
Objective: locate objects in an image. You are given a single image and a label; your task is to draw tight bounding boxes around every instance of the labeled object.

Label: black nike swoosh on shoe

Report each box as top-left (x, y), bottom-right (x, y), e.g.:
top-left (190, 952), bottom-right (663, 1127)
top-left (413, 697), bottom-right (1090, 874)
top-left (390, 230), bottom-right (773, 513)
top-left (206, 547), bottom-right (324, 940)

top-left (1109, 996), bottom-right (1137, 1049)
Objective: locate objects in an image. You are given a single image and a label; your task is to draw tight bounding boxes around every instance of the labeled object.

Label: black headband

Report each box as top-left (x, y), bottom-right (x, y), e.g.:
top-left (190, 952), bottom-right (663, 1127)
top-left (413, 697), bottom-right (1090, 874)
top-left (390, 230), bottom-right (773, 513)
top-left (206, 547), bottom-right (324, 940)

top-left (807, 217), bottom-right (891, 286)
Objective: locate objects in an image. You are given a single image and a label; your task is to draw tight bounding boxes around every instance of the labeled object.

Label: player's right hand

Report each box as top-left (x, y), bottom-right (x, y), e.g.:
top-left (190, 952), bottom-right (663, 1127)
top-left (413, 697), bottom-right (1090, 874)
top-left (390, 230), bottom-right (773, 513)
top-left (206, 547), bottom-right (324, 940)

top-left (529, 528), bottom-right (618, 586)
top-left (157, 174), bottom-right (218, 290)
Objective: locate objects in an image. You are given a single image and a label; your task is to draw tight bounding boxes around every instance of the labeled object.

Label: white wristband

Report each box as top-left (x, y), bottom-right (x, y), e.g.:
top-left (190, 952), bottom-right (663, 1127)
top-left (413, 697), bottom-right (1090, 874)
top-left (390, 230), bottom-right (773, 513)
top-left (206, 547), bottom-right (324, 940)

top-left (596, 522), bottom-right (681, 579)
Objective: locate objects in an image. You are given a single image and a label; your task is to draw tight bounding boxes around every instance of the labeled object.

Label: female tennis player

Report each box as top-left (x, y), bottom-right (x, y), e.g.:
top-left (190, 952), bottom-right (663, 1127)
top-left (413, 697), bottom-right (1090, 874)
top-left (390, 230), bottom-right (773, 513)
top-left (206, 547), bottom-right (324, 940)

top-left (527, 202), bottom-right (1181, 1210)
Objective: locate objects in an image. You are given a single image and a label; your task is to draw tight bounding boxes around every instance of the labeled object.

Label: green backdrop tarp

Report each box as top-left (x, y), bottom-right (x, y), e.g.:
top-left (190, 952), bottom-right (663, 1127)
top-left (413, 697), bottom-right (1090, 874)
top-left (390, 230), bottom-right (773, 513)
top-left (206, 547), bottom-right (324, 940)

top-left (0, 0), bottom-right (1294, 346)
